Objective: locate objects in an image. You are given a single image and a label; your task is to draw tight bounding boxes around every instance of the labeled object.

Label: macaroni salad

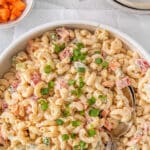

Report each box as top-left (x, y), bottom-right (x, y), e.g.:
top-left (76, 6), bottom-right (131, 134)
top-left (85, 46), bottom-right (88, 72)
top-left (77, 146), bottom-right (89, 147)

top-left (0, 27), bottom-right (150, 150)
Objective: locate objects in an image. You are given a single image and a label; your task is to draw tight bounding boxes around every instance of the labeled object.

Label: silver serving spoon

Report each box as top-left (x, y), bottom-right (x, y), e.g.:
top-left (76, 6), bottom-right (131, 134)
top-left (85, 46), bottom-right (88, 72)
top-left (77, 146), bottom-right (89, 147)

top-left (123, 86), bottom-right (136, 110)
top-left (105, 86), bottom-right (136, 150)
top-left (105, 122), bottom-right (132, 150)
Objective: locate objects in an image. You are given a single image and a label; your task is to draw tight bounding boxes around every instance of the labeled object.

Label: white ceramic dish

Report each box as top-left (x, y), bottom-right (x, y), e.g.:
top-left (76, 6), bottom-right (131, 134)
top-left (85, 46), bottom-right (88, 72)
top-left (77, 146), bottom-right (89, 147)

top-left (107, 0), bottom-right (150, 14)
top-left (0, 20), bottom-right (150, 77)
top-left (0, 0), bottom-right (34, 29)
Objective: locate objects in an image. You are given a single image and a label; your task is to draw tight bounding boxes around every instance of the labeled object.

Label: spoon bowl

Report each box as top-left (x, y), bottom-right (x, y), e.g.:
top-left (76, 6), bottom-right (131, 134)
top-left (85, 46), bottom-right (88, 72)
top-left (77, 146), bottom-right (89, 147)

top-left (105, 85), bottom-right (136, 150)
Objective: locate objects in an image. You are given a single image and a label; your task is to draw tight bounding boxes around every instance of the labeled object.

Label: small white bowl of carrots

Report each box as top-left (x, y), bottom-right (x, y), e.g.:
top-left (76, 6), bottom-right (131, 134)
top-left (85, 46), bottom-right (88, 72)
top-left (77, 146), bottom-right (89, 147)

top-left (0, 0), bottom-right (34, 29)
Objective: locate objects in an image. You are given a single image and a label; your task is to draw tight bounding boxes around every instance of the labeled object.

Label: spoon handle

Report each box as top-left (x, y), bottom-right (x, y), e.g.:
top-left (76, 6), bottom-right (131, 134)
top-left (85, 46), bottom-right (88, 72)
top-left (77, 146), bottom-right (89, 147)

top-left (106, 139), bottom-right (117, 150)
top-left (128, 86), bottom-right (136, 110)
top-left (112, 141), bottom-right (117, 150)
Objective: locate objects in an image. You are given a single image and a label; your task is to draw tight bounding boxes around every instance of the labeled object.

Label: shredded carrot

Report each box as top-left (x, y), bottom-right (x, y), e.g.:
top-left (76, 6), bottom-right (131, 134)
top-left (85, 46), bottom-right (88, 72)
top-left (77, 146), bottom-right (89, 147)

top-left (10, 7), bottom-right (22, 20)
top-left (9, 13), bottom-right (14, 20)
top-left (0, 8), bottom-right (10, 22)
top-left (6, 0), bottom-right (17, 3)
top-left (13, 0), bottom-right (26, 11)
top-left (8, 4), bottom-right (13, 10)
top-left (3, 3), bottom-right (9, 8)
top-left (0, 0), bottom-right (26, 23)
top-left (0, 0), bottom-right (6, 5)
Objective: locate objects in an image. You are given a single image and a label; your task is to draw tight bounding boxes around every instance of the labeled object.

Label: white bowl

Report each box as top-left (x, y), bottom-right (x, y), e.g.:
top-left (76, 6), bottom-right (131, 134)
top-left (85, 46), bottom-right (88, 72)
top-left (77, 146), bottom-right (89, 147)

top-left (107, 0), bottom-right (150, 14)
top-left (0, 0), bottom-right (34, 29)
top-left (0, 20), bottom-right (150, 76)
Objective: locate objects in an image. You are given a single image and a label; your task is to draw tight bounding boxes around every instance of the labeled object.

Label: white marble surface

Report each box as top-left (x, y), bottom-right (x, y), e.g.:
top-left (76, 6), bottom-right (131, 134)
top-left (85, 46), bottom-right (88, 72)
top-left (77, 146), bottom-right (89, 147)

top-left (0, 0), bottom-right (150, 53)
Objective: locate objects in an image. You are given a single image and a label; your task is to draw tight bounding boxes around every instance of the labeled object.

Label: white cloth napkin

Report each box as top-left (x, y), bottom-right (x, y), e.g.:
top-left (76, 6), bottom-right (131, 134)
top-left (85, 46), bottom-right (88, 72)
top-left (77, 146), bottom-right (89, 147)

top-left (14, 9), bottom-right (150, 53)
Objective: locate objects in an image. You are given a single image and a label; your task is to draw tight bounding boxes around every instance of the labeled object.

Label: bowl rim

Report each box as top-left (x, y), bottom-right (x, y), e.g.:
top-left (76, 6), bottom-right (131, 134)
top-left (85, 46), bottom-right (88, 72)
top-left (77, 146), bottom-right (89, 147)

top-left (0, 20), bottom-right (150, 70)
top-left (0, 0), bottom-right (34, 29)
top-left (107, 0), bottom-right (150, 14)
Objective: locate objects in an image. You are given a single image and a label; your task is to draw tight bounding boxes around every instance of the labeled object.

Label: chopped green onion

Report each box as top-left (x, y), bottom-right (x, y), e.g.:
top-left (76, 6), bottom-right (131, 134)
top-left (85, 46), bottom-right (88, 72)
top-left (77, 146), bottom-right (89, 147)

top-left (77, 67), bottom-right (86, 73)
top-left (50, 33), bottom-right (57, 40)
top-left (95, 58), bottom-right (103, 65)
top-left (8, 86), bottom-right (14, 93)
top-left (43, 137), bottom-right (50, 146)
top-left (73, 145), bottom-right (80, 150)
top-left (74, 49), bottom-right (81, 56)
top-left (98, 95), bottom-right (107, 103)
top-left (71, 133), bottom-right (77, 139)
top-left (48, 81), bottom-right (55, 89)
top-left (41, 102), bottom-right (48, 111)
top-left (79, 110), bottom-right (85, 116)
top-left (71, 78), bottom-right (84, 97)
top-left (76, 42), bottom-right (84, 49)
top-left (62, 110), bottom-right (70, 117)
top-left (74, 141), bottom-right (86, 150)
top-left (77, 88), bottom-right (83, 97)
top-left (89, 124), bottom-right (94, 129)
top-left (12, 56), bottom-right (17, 64)
top-left (70, 56), bottom-right (76, 62)
top-left (102, 61), bottom-right (109, 68)
top-left (87, 129), bottom-right (96, 137)
top-left (79, 77), bottom-right (85, 88)
top-left (16, 63), bottom-right (26, 71)
top-left (71, 88), bottom-right (82, 97)
top-left (65, 103), bottom-right (70, 108)
top-left (68, 80), bottom-right (76, 86)
top-left (62, 134), bottom-right (69, 141)
top-left (54, 43), bottom-right (65, 53)
top-left (89, 108), bottom-right (100, 117)
top-left (72, 120), bottom-right (81, 127)
top-left (71, 48), bottom-right (86, 62)
top-left (56, 119), bottom-right (64, 125)
top-left (44, 65), bottom-right (52, 74)
top-left (79, 141), bottom-right (86, 149)
top-left (41, 88), bottom-right (49, 95)
top-left (39, 99), bottom-right (48, 111)
top-left (70, 57), bottom-right (76, 62)
top-left (70, 49), bottom-right (80, 61)
top-left (94, 51), bottom-right (100, 54)
top-left (79, 53), bottom-right (87, 61)
top-left (71, 90), bottom-right (77, 96)
top-left (87, 97), bottom-right (96, 106)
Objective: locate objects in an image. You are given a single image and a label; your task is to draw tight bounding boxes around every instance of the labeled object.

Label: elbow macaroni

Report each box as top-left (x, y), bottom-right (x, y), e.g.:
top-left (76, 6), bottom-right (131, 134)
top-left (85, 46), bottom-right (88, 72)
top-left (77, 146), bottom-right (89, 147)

top-left (0, 27), bottom-right (149, 149)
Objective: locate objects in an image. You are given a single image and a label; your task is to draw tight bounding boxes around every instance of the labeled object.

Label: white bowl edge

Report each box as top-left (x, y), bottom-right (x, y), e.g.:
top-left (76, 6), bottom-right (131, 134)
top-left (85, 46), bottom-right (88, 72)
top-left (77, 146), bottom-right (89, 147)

top-left (107, 0), bottom-right (150, 15)
top-left (0, 20), bottom-right (150, 76)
